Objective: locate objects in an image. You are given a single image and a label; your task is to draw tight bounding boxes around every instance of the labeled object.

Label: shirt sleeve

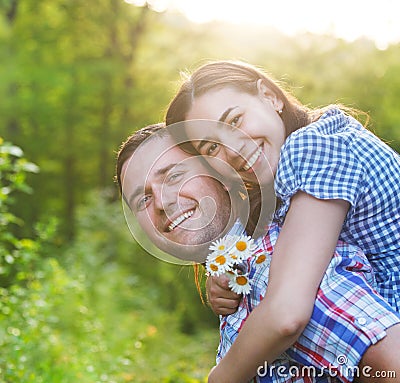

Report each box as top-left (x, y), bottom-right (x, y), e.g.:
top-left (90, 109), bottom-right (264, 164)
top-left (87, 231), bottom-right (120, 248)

top-left (275, 125), bottom-right (366, 215)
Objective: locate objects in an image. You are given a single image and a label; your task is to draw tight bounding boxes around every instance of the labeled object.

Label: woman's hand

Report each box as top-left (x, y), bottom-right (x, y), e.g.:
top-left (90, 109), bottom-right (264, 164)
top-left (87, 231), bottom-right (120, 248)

top-left (206, 274), bottom-right (241, 315)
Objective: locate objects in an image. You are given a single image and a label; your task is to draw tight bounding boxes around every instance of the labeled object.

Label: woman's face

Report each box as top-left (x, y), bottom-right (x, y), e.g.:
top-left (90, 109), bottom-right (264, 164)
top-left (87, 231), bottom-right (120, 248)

top-left (184, 82), bottom-right (286, 186)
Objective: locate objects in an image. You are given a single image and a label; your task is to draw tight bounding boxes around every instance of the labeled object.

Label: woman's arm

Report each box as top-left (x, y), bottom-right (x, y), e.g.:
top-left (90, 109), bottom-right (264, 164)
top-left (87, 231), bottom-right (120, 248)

top-left (208, 191), bottom-right (350, 383)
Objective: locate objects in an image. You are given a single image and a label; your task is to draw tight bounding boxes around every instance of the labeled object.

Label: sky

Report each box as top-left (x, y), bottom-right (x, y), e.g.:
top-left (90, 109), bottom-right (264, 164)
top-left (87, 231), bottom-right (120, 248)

top-left (125, 0), bottom-right (400, 49)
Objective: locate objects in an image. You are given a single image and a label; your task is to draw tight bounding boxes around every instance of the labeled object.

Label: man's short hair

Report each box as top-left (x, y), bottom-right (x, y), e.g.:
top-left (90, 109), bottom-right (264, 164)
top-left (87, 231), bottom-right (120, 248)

top-left (115, 123), bottom-right (167, 193)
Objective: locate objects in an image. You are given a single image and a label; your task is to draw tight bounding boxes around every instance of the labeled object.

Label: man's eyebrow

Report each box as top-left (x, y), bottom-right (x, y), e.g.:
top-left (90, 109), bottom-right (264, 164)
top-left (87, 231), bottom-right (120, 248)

top-left (127, 186), bottom-right (143, 208)
top-left (218, 106), bottom-right (238, 122)
top-left (154, 163), bottom-right (179, 177)
top-left (127, 163), bottom-right (185, 207)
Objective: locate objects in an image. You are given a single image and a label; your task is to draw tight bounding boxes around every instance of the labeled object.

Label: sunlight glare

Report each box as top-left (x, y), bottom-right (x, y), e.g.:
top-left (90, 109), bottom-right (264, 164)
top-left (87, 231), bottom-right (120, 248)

top-left (125, 0), bottom-right (400, 48)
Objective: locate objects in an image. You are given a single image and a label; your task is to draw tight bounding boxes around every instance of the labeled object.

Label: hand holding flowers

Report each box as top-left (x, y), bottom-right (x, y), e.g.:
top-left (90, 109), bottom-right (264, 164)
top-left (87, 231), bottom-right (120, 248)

top-left (206, 234), bottom-right (270, 295)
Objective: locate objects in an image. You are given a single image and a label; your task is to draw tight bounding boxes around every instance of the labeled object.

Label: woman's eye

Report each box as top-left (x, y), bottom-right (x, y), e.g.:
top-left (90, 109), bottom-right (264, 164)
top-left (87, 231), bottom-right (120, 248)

top-left (207, 143), bottom-right (220, 156)
top-left (230, 115), bottom-right (241, 128)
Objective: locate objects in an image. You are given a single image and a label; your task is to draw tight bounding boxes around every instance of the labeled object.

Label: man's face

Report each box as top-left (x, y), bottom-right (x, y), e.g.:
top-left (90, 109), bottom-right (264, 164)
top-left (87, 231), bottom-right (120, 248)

top-left (121, 135), bottom-right (233, 261)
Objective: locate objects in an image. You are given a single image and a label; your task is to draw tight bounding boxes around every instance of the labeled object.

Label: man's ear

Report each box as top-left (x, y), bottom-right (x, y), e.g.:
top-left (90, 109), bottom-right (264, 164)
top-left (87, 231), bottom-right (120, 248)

top-left (256, 79), bottom-right (284, 112)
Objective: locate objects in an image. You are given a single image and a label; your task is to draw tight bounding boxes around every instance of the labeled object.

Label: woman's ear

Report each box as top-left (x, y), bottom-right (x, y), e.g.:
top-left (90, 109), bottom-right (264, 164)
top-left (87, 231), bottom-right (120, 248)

top-left (256, 79), bottom-right (284, 112)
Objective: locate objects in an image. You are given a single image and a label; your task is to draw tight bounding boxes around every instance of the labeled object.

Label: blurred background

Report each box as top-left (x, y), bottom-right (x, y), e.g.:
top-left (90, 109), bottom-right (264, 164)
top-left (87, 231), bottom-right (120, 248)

top-left (0, 1), bottom-right (399, 382)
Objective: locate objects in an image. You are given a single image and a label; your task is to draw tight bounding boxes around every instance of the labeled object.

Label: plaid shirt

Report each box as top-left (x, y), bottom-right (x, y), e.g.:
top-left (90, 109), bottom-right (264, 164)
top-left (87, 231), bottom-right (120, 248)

top-left (217, 221), bottom-right (400, 383)
top-left (275, 108), bottom-right (400, 310)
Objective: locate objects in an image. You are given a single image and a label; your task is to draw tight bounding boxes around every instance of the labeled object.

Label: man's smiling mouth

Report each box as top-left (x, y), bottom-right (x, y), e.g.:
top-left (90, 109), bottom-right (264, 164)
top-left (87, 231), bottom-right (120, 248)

top-left (167, 209), bottom-right (195, 232)
top-left (242, 145), bottom-right (263, 171)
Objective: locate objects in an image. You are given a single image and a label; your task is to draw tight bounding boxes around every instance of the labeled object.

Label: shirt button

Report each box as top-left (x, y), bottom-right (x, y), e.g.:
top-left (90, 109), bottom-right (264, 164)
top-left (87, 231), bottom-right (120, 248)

top-left (357, 317), bottom-right (367, 326)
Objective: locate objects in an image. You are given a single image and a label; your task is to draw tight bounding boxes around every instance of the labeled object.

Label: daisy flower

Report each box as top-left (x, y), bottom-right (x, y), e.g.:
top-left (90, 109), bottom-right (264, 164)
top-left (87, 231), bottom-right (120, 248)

top-left (228, 271), bottom-right (252, 295)
top-left (253, 252), bottom-right (271, 267)
top-left (231, 235), bottom-right (257, 261)
top-left (209, 235), bottom-right (235, 253)
top-left (206, 233), bottom-right (260, 293)
top-left (206, 252), bottom-right (233, 276)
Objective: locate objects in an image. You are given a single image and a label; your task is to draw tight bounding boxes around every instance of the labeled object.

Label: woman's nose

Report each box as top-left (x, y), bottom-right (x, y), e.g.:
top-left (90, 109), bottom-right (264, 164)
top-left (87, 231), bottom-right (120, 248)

top-left (224, 139), bottom-right (246, 169)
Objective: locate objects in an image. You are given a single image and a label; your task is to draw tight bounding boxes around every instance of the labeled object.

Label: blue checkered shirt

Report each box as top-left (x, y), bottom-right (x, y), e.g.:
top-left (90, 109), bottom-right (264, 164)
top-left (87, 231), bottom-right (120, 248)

top-left (217, 221), bottom-right (400, 383)
top-left (275, 108), bottom-right (400, 309)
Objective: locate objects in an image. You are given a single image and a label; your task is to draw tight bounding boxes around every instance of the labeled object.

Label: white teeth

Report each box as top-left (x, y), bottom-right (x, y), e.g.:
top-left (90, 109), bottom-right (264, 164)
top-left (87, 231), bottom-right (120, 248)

top-left (168, 210), bottom-right (194, 232)
top-left (243, 146), bottom-right (263, 171)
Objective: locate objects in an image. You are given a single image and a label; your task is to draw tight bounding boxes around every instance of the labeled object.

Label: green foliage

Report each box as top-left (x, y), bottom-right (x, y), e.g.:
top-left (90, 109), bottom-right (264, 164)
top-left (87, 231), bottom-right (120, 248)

top-left (1, 2), bottom-right (399, 381)
top-left (0, 140), bottom-right (217, 382)
top-left (0, 137), bottom-right (40, 283)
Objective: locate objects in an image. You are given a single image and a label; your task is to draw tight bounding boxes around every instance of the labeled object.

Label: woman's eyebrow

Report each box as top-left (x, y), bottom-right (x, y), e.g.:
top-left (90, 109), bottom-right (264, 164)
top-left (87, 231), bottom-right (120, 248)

top-left (219, 106), bottom-right (238, 122)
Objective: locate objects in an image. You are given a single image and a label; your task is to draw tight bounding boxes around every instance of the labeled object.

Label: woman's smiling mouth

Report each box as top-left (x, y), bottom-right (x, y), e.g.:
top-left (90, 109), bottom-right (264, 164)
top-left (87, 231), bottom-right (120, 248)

top-left (167, 209), bottom-right (195, 232)
top-left (242, 145), bottom-right (263, 172)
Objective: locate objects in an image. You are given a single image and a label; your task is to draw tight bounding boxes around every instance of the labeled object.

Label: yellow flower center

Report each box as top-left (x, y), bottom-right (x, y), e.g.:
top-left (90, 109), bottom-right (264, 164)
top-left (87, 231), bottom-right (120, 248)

top-left (210, 264), bottom-right (219, 272)
top-left (215, 255), bottom-right (226, 265)
top-left (236, 275), bottom-right (248, 286)
top-left (229, 254), bottom-right (237, 259)
top-left (236, 241), bottom-right (247, 252)
top-left (218, 245), bottom-right (225, 250)
top-left (256, 254), bottom-right (266, 264)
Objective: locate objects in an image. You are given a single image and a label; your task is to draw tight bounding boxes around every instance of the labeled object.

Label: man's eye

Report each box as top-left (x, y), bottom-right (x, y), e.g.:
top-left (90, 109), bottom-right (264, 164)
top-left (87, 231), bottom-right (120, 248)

top-left (137, 195), bottom-right (151, 210)
top-left (166, 172), bottom-right (183, 183)
top-left (207, 143), bottom-right (220, 156)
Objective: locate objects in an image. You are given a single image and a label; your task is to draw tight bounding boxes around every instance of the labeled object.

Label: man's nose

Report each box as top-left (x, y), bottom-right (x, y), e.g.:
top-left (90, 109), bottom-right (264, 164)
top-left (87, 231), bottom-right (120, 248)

top-left (153, 184), bottom-right (176, 213)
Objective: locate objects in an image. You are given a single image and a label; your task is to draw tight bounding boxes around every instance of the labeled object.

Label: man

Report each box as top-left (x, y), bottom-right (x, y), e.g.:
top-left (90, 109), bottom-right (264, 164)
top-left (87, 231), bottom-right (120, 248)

top-left (116, 123), bottom-right (400, 383)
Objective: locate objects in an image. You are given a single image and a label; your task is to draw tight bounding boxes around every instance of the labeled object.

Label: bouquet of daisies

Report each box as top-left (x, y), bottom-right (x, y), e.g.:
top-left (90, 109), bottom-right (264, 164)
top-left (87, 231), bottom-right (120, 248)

top-left (206, 234), bottom-right (270, 294)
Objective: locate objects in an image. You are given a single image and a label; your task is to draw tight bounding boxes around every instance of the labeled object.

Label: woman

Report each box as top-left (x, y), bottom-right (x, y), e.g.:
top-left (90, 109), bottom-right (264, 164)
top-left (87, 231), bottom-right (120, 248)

top-left (165, 60), bottom-right (400, 383)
